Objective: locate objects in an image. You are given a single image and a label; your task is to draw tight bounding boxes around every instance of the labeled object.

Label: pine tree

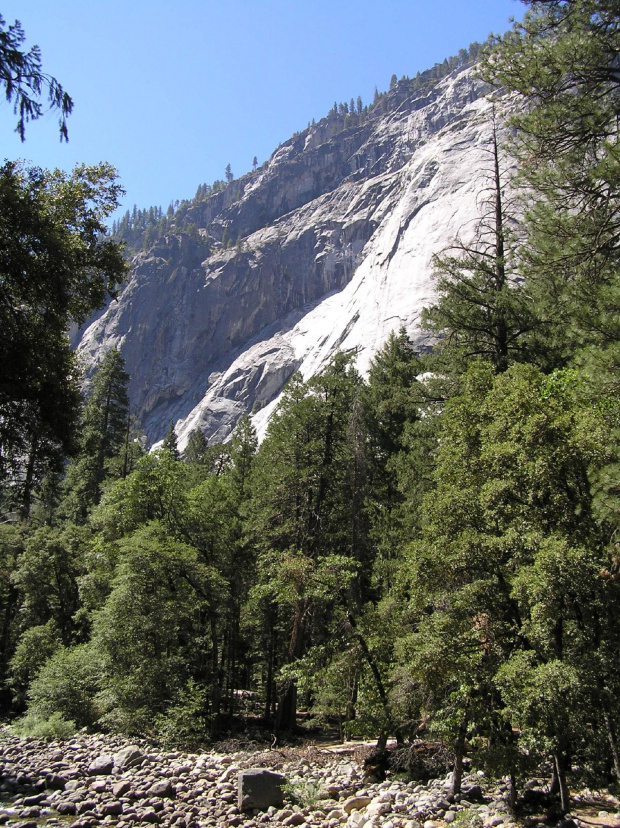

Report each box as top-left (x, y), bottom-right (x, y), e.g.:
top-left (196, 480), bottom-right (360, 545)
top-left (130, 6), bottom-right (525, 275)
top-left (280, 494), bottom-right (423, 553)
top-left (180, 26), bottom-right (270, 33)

top-left (0, 14), bottom-right (73, 141)
top-left (184, 428), bottom-right (208, 465)
top-left (248, 355), bottom-right (365, 732)
top-left (481, 1), bottom-right (620, 362)
top-left (161, 421), bottom-right (180, 460)
top-left (61, 350), bottom-right (130, 522)
top-left (422, 117), bottom-right (535, 374)
top-left (400, 363), bottom-right (611, 802)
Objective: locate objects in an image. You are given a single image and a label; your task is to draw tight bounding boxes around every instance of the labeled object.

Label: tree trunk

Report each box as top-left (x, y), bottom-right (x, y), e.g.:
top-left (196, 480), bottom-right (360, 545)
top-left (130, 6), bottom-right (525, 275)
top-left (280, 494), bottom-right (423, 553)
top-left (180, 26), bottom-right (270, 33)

top-left (275, 600), bottom-right (307, 734)
top-left (345, 611), bottom-right (397, 742)
top-left (275, 678), bottom-right (297, 732)
top-left (508, 772), bottom-right (517, 810)
top-left (210, 612), bottom-right (221, 715)
top-left (604, 707), bottom-right (620, 781)
top-left (553, 750), bottom-right (570, 814)
top-left (450, 716), bottom-right (468, 798)
top-left (491, 114), bottom-right (509, 373)
top-left (19, 435), bottom-right (39, 520)
top-left (264, 624), bottom-right (275, 722)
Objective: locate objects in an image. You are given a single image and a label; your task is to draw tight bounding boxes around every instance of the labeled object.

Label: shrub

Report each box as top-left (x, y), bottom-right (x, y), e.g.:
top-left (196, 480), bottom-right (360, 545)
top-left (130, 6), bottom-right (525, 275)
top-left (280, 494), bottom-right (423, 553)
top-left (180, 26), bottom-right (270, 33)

top-left (155, 680), bottom-right (212, 749)
top-left (27, 643), bottom-right (102, 727)
top-left (12, 711), bottom-right (77, 740)
top-left (8, 621), bottom-right (62, 708)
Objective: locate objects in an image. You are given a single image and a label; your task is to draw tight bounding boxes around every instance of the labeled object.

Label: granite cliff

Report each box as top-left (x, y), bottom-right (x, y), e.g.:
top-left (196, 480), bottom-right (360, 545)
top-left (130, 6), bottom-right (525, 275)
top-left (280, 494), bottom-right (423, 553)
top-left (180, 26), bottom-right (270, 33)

top-left (77, 65), bottom-right (504, 447)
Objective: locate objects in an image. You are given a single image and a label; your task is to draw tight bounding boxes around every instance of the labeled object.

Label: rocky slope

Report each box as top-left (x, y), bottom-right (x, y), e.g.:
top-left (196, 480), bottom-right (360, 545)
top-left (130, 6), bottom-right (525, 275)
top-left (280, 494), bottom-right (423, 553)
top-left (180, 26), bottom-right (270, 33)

top-left (78, 66), bottom-right (506, 448)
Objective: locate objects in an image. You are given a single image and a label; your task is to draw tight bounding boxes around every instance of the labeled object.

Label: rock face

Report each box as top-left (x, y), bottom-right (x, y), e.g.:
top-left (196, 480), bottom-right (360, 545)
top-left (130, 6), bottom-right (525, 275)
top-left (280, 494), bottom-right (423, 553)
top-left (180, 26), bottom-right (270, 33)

top-left (78, 66), bottom-right (506, 447)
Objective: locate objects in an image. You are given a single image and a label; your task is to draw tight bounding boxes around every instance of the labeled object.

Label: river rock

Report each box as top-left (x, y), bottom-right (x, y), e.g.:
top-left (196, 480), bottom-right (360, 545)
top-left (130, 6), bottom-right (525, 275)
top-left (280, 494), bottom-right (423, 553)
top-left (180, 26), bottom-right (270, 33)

top-left (101, 801), bottom-right (124, 816)
top-left (367, 799), bottom-right (392, 817)
top-left (55, 801), bottom-right (77, 815)
top-left (147, 779), bottom-right (175, 798)
top-left (283, 814), bottom-right (306, 826)
top-left (342, 796), bottom-right (372, 815)
top-left (87, 755), bottom-right (114, 775)
top-left (113, 779), bottom-right (133, 797)
top-left (114, 745), bottom-right (145, 771)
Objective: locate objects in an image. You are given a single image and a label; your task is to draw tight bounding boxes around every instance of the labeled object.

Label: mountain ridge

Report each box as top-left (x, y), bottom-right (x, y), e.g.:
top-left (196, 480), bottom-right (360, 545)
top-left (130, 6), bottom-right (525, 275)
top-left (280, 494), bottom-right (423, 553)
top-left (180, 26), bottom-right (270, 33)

top-left (78, 61), bottom-right (503, 448)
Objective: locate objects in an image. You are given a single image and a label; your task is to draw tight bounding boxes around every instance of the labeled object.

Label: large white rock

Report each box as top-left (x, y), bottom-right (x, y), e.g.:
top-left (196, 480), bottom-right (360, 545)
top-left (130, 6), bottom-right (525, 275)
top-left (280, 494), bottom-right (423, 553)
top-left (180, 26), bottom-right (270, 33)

top-left (78, 66), bottom-right (511, 449)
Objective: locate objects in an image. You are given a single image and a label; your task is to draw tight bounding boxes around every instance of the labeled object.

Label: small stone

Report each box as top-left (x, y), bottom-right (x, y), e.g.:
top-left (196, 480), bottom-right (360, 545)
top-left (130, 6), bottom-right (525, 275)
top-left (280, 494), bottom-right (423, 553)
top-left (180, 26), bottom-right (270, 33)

top-left (114, 780), bottom-right (133, 798)
top-left (140, 808), bottom-right (162, 824)
top-left (23, 795), bottom-right (46, 807)
top-left (367, 801), bottom-right (391, 818)
top-left (147, 780), bottom-right (175, 798)
top-left (45, 775), bottom-right (67, 791)
top-left (347, 812), bottom-right (367, 828)
top-left (101, 801), bottom-right (124, 816)
top-left (20, 809), bottom-right (41, 819)
top-left (283, 814), bottom-right (306, 826)
top-left (342, 797), bottom-right (372, 815)
top-left (55, 801), bottom-right (77, 815)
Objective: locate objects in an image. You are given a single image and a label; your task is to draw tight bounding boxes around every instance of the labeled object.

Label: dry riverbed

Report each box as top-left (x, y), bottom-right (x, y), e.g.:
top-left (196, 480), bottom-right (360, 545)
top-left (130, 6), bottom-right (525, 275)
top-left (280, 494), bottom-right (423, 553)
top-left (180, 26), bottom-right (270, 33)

top-left (0, 729), bottom-right (618, 828)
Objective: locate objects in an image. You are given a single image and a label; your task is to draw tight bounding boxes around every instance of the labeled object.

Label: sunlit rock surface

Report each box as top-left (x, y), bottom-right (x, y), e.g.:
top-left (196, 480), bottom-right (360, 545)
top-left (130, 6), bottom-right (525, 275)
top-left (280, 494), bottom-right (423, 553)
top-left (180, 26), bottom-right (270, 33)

top-left (78, 67), bottom-right (502, 447)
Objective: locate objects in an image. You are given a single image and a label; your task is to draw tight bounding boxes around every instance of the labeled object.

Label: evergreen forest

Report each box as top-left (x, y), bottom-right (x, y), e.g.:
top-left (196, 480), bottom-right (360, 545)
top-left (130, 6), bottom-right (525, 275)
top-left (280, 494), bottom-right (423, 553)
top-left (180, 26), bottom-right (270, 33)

top-left (3, 0), bottom-right (620, 815)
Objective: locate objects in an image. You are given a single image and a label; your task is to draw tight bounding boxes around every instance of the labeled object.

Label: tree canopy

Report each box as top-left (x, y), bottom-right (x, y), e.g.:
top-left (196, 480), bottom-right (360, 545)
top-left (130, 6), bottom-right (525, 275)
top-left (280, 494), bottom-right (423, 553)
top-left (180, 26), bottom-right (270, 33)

top-left (0, 161), bottom-right (127, 516)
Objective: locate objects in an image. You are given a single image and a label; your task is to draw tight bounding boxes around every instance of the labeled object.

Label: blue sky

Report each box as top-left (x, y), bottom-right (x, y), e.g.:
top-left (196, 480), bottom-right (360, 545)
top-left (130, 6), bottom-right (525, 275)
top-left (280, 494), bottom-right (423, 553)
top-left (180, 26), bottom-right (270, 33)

top-left (0, 0), bottom-right (520, 222)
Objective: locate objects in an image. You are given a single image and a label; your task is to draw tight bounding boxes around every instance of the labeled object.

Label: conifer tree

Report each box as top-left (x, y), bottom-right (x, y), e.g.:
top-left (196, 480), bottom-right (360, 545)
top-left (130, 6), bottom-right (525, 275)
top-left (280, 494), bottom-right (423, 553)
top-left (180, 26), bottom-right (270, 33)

top-left (0, 14), bottom-right (73, 140)
top-left (423, 118), bottom-right (534, 374)
top-left (161, 421), bottom-right (180, 460)
top-left (61, 350), bottom-right (130, 522)
top-left (184, 428), bottom-right (209, 465)
top-left (481, 0), bottom-right (620, 363)
top-left (248, 355), bottom-right (365, 732)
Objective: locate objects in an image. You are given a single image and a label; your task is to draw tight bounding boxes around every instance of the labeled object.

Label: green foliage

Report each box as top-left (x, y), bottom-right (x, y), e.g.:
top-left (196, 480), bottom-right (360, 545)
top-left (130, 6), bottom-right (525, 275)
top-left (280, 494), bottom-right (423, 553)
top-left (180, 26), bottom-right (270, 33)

top-left (481, 1), bottom-right (620, 361)
top-left (161, 420), bottom-right (180, 460)
top-left (12, 711), bottom-right (77, 740)
top-left (184, 428), bottom-right (209, 465)
top-left (0, 161), bottom-right (126, 517)
top-left (61, 350), bottom-right (131, 522)
top-left (12, 524), bottom-right (89, 640)
top-left (154, 680), bottom-right (212, 749)
top-left (92, 523), bottom-right (221, 733)
top-left (281, 778), bottom-right (323, 809)
top-left (424, 121), bottom-right (534, 375)
top-left (4, 6), bottom-right (620, 799)
top-left (8, 621), bottom-right (61, 708)
top-left (0, 14), bottom-right (72, 140)
top-left (0, 524), bottom-right (24, 701)
top-left (27, 643), bottom-right (102, 727)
